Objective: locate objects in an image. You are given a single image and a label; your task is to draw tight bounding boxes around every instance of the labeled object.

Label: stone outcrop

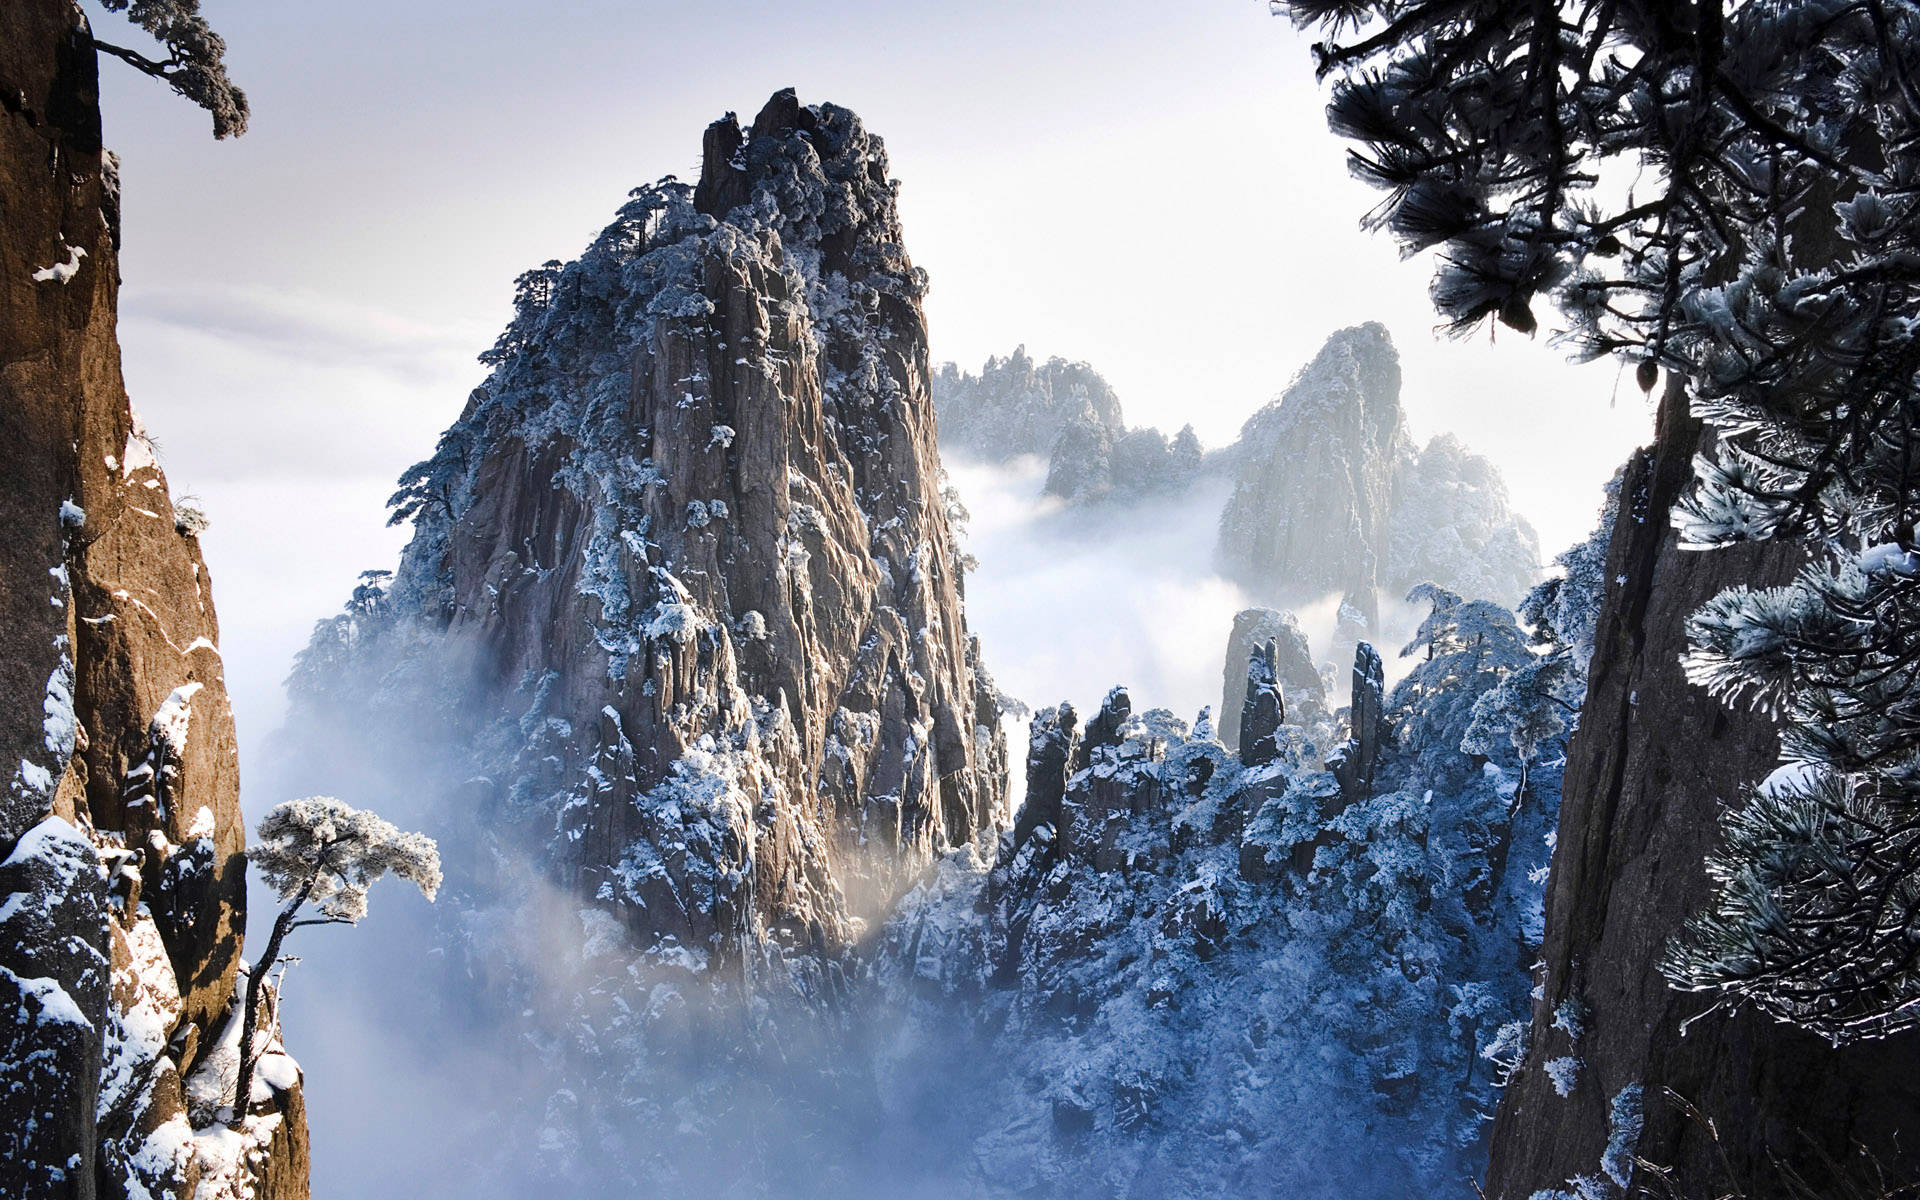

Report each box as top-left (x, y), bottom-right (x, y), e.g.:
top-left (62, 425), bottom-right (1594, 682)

top-left (1237, 644), bottom-right (1287, 767)
top-left (0, 4), bottom-right (307, 1196)
top-left (1483, 381), bottom-right (1920, 1197)
top-left (1218, 608), bottom-right (1328, 754)
top-left (1216, 322), bottom-right (1539, 609)
top-left (292, 87), bottom-right (1009, 975)
top-left (1327, 643), bottom-right (1385, 809)
top-left (1390, 432), bottom-right (1540, 607)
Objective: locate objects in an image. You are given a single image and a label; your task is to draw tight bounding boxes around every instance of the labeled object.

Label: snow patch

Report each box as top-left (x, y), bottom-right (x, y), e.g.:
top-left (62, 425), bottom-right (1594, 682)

top-left (1, 965), bottom-right (92, 1029)
top-left (1544, 1055), bottom-right (1581, 1097)
top-left (122, 407), bottom-right (159, 477)
top-left (150, 683), bottom-right (205, 755)
top-left (32, 242), bottom-right (86, 284)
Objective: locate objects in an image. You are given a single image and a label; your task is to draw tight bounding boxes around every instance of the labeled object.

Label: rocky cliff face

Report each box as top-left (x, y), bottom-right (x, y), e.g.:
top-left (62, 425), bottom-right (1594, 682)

top-left (0, 4), bottom-right (307, 1197)
top-left (1216, 322), bottom-right (1539, 610)
top-left (1483, 383), bottom-right (1920, 1197)
top-left (282, 90), bottom-right (1011, 1188)
top-left (322, 86), bottom-right (1009, 963)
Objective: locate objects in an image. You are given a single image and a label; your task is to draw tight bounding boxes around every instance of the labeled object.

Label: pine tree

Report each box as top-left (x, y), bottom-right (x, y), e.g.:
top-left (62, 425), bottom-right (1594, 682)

top-left (91, 0), bottom-right (248, 138)
top-left (1277, 0), bottom-right (1920, 1041)
top-left (232, 798), bottom-right (440, 1125)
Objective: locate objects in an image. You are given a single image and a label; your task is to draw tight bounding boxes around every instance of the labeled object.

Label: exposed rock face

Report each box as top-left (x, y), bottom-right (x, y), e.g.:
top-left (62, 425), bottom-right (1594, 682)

top-left (933, 350), bottom-right (1202, 503)
top-left (1484, 383), bottom-right (1920, 1197)
top-left (1237, 643), bottom-right (1287, 767)
top-left (1327, 643), bottom-right (1385, 809)
top-left (0, 4), bottom-right (307, 1196)
top-left (1218, 608), bottom-right (1328, 754)
top-left (293, 87), bottom-right (1008, 990)
top-left (1216, 323), bottom-right (1539, 608)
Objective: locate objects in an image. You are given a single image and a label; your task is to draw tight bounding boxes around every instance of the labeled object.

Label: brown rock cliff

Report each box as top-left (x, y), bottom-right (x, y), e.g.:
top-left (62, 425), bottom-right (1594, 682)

top-left (0, 4), bottom-right (307, 1197)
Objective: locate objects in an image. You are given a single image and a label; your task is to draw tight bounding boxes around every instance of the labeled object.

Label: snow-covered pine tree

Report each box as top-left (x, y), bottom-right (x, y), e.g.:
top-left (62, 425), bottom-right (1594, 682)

top-left (90, 0), bottom-right (248, 137)
top-left (233, 798), bottom-right (440, 1127)
top-left (1278, 0), bottom-right (1920, 1042)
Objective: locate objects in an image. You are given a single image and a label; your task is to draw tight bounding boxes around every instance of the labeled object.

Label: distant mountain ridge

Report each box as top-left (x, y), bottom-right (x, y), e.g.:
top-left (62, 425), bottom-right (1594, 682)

top-left (937, 323), bottom-right (1541, 615)
top-left (933, 349), bottom-right (1204, 503)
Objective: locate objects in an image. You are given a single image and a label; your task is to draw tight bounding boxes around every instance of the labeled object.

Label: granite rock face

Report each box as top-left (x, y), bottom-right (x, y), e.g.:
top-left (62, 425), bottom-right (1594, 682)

top-left (1483, 382), bottom-right (1920, 1197)
top-left (1216, 323), bottom-right (1539, 610)
top-left (0, 4), bottom-right (306, 1196)
top-left (1218, 608), bottom-right (1329, 755)
top-left (293, 87), bottom-right (1009, 986)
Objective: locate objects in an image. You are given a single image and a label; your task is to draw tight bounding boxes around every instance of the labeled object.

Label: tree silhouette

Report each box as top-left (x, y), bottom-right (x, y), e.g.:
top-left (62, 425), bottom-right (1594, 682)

top-left (230, 797), bottom-right (440, 1126)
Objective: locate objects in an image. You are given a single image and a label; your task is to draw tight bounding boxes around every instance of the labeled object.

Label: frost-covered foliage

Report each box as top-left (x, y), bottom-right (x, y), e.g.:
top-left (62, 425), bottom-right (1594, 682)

top-left (934, 348), bottom-right (1125, 463)
top-left (1279, 0), bottom-right (1920, 1042)
top-left (1465, 472), bottom-right (1618, 802)
top-left (235, 797), bottom-right (436, 1130)
top-left (1519, 467), bottom-right (1621, 683)
top-left (1389, 433), bottom-right (1540, 602)
top-left (934, 349), bottom-right (1204, 504)
top-left (1044, 417), bottom-right (1205, 505)
top-left (249, 796), bottom-right (441, 924)
top-left (0, 814), bottom-right (300, 1197)
top-left (874, 580), bottom-right (1578, 1196)
top-left (172, 495), bottom-right (210, 537)
top-left (92, 0), bottom-right (248, 138)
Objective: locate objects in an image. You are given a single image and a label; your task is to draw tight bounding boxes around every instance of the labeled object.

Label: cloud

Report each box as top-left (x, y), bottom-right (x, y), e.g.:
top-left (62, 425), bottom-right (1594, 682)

top-left (117, 284), bottom-right (484, 485)
top-left (951, 458), bottom-right (1249, 729)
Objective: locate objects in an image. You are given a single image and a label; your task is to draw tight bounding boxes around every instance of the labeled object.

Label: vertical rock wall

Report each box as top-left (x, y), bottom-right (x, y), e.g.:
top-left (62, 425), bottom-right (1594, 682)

top-left (300, 90), bottom-right (1009, 974)
top-left (1484, 382), bottom-right (1920, 1197)
top-left (0, 4), bottom-right (307, 1196)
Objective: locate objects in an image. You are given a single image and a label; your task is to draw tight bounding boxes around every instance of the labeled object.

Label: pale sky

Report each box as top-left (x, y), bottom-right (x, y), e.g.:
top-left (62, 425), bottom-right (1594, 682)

top-left (92, 0), bottom-right (1654, 780)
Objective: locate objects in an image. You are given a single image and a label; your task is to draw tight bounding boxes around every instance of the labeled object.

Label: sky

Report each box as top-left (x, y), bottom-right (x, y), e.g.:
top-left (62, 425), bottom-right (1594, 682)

top-left (92, 0), bottom-right (1655, 785)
